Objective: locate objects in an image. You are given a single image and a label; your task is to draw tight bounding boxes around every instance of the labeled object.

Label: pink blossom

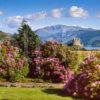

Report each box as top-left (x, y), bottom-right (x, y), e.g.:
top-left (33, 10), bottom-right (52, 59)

top-left (59, 74), bottom-right (64, 79)
top-left (0, 68), bottom-right (4, 73)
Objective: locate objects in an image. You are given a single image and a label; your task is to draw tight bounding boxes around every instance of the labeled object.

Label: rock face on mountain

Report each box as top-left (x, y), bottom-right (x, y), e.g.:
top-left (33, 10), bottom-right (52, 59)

top-left (35, 25), bottom-right (100, 47)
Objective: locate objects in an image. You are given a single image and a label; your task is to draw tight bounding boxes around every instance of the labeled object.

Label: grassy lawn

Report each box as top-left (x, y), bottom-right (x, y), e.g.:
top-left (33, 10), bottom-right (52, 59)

top-left (0, 87), bottom-right (77, 100)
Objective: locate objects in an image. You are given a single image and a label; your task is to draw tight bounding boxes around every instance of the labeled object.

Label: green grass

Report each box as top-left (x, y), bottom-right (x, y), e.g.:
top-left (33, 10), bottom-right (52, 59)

top-left (0, 87), bottom-right (76, 100)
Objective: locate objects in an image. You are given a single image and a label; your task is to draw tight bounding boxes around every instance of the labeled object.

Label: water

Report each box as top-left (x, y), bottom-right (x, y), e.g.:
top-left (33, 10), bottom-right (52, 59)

top-left (85, 46), bottom-right (100, 50)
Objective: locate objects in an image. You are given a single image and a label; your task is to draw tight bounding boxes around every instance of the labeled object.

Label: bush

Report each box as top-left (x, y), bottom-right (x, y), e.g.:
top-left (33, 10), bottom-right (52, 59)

top-left (64, 54), bottom-right (100, 99)
top-left (40, 41), bottom-right (59, 57)
top-left (40, 41), bottom-right (79, 71)
top-left (60, 45), bottom-right (79, 72)
top-left (0, 39), bottom-right (29, 82)
top-left (29, 40), bottom-right (80, 82)
top-left (33, 57), bottom-right (67, 83)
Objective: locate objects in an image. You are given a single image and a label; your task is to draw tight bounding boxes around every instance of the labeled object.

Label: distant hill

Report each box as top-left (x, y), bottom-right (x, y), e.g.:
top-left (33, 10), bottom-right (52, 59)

top-left (0, 31), bottom-right (10, 40)
top-left (35, 25), bottom-right (100, 48)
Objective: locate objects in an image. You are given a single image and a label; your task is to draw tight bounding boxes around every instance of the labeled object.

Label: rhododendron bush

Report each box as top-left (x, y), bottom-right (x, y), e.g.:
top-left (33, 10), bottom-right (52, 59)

top-left (40, 41), bottom-right (79, 70)
top-left (27, 41), bottom-right (81, 83)
top-left (28, 41), bottom-right (69, 83)
top-left (64, 54), bottom-right (100, 99)
top-left (0, 39), bottom-right (29, 82)
top-left (32, 56), bottom-right (67, 83)
top-left (40, 41), bottom-right (58, 57)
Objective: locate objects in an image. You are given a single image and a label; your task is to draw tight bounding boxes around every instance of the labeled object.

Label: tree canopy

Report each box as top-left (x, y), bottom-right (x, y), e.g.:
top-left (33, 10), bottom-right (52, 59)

top-left (13, 20), bottom-right (41, 56)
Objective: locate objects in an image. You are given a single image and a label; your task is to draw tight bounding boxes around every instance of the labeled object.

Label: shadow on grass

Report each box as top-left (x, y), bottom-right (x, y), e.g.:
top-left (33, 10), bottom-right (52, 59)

top-left (42, 88), bottom-right (62, 95)
top-left (42, 88), bottom-right (83, 100)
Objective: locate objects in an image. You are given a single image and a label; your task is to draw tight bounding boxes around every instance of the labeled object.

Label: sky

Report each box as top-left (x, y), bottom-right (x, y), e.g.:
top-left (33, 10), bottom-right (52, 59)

top-left (0, 0), bottom-right (100, 33)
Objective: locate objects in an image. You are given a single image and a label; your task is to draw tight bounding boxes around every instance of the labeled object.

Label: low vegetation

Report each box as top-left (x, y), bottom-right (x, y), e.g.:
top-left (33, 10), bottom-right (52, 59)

top-left (0, 21), bottom-right (99, 99)
top-left (0, 87), bottom-right (74, 100)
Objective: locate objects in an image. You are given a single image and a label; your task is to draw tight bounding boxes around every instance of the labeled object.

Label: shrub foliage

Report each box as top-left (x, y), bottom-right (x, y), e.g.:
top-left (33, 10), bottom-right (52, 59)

top-left (64, 54), bottom-right (100, 99)
top-left (0, 39), bottom-right (29, 82)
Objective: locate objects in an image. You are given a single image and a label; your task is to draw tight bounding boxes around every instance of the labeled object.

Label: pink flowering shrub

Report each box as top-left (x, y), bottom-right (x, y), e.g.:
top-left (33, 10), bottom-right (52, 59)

top-left (29, 40), bottom-right (79, 83)
top-left (29, 41), bottom-right (69, 83)
top-left (64, 54), bottom-right (100, 99)
top-left (40, 41), bottom-right (59, 57)
top-left (0, 39), bottom-right (29, 82)
top-left (40, 41), bottom-right (79, 70)
top-left (33, 57), bottom-right (67, 83)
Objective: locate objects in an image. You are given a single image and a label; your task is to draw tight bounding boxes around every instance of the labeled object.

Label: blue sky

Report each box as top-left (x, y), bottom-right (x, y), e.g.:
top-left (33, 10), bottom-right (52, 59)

top-left (0, 0), bottom-right (100, 33)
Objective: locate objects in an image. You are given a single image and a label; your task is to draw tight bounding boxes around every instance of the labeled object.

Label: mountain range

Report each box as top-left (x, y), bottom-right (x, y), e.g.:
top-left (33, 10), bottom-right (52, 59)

top-left (35, 25), bottom-right (100, 48)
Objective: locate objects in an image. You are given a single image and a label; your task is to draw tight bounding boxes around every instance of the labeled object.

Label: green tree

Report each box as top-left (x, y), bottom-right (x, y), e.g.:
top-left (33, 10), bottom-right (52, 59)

top-left (13, 20), bottom-right (40, 56)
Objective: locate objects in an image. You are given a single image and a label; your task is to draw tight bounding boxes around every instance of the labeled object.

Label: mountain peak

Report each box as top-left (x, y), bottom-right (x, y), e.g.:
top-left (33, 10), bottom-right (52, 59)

top-left (35, 25), bottom-right (100, 47)
top-left (36, 25), bottom-right (84, 32)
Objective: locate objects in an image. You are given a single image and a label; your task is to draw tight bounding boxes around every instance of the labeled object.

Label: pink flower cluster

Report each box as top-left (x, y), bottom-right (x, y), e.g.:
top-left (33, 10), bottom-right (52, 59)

top-left (33, 56), bottom-right (67, 83)
top-left (0, 40), bottom-right (26, 69)
top-left (83, 54), bottom-right (97, 64)
top-left (64, 54), bottom-right (100, 99)
top-left (0, 39), bottom-right (28, 81)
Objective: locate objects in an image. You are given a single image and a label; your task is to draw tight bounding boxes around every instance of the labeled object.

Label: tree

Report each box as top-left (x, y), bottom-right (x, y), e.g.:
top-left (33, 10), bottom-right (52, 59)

top-left (13, 20), bottom-right (40, 57)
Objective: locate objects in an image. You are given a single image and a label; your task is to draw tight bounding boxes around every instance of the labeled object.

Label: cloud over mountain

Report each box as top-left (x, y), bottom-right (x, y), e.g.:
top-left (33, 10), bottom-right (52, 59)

top-left (26, 12), bottom-right (47, 21)
top-left (7, 16), bottom-right (23, 28)
top-left (6, 8), bottom-right (63, 28)
top-left (6, 12), bottom-right (47, 28)
top-left (6, 6), bottom-right (89, 28)
top-left (51, 8), bottom-right (63, 18)
top-left (69, 6), bottom-right (88, 18)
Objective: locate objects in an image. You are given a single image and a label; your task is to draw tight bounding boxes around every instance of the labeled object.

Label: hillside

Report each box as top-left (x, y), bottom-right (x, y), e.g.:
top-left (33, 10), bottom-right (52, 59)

top-left (35, 25), bottom-right (100, 48)
top-left (0, 31), bottom-right (10, 40)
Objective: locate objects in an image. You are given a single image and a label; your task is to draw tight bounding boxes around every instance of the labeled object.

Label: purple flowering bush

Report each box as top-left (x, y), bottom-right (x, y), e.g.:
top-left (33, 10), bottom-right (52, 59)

top-left (29, 40), bottom-right (79, 83)
top-left (40, 41), bottom-right (59, 57)
top-left (33, 57), bottom-right (67, 83)
top-left (29, 41), bottom-right (67, 83)
top-left (41, 41), bottom-right (79, 70)
top-left (64, 54), bottom-right (100, 99)
top-left (0, 39), bottom-right (29, 82)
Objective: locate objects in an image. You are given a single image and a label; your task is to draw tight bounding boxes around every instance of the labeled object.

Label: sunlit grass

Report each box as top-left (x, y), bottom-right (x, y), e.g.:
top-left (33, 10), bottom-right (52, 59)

top-left (0, 87), bottom-right (75, 100)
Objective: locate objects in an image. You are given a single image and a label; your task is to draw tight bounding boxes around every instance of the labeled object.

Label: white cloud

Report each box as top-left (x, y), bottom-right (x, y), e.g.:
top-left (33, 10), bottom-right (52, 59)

top-left (69, 6), bottom-right (88, 18)
top-left (6, 8), bottom-right (65, 28)
top-left (0, 11), bottom-right (3, 16)
top-left (26, 12), bottom-right (47, 21)
top-left (6, 12), bottom-right (47, 28)
top-left (7, 16), bottom-right (23, 28)
top-left (51, 8), bottom-right (63, 18)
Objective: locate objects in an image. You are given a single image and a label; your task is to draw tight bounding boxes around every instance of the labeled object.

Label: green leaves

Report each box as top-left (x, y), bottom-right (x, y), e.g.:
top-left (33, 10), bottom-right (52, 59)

top-left (13, 20), bottom-right (40, 56)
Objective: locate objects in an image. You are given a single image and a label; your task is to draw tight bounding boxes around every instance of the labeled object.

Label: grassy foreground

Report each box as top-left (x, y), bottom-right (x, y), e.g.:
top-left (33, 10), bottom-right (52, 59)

top-left (0, 87), bottom-right (75, 100)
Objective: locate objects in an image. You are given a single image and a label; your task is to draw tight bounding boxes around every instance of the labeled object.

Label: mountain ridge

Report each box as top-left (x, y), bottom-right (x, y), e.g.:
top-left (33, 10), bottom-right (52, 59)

top-left (35, 25), bottom-right (100, 47)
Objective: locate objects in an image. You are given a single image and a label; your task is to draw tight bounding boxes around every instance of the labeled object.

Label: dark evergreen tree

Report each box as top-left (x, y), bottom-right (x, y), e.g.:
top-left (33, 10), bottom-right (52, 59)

top-left (13, 20), bottom-right (40, 56)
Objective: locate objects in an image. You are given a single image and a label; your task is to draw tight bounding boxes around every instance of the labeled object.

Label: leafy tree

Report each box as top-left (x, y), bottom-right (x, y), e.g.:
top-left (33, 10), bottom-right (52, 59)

top-left (13, 20), bottom-right (40, 56)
